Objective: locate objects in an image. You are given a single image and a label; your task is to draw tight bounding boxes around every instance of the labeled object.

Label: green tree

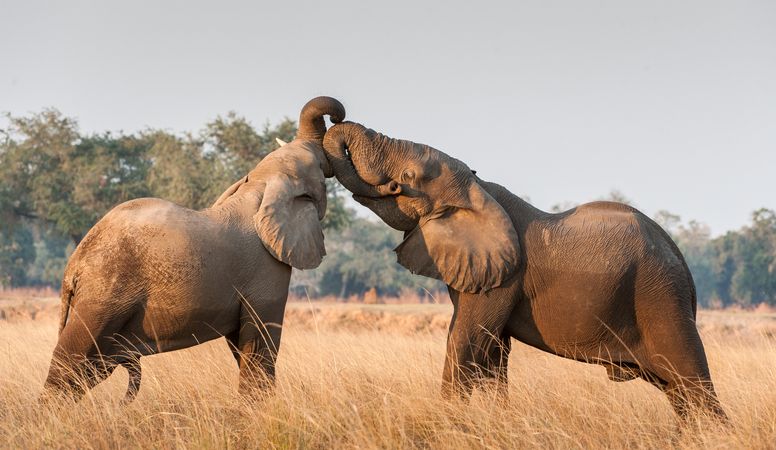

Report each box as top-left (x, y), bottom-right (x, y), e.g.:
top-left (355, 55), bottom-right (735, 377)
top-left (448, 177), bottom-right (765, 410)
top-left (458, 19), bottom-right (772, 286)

top-left (24, 224), bottom-right (73, 286)
top-left (0, 223), bottom-right (35, 286)
top-left (144, 131), bottom-right (222, 210)
top-left (0, 108), bottom-right (353, 289)
top-left (0, 111), bottom-right (156, 243)
top-left (709, 232), bottom-right (735, 306)
top-left (729, 209), bottom-right (776, 305)
top-left (203, 112), bottom-right (296, 180)
top-left (674, 220), bottom-right (716, 307)
top-left (71, 132), bottom-right (153, 217)
top-left (0, 110), bottom-right (85, 242)
top-left (313, 217), bottom-right (442, 297)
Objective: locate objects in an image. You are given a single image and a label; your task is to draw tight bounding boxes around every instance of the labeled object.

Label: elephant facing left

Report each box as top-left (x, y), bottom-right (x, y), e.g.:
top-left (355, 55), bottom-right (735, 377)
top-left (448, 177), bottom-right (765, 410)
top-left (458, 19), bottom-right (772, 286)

top-left (42, 96), bottom-right (345, 403)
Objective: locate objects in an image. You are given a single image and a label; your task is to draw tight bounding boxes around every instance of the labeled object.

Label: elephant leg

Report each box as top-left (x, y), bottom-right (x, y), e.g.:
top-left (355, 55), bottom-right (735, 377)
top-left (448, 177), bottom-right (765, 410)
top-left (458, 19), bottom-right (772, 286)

top-left (480, 334), bottom-right (511, 402)
top-left (442, 288), bottom-right (514, 400)
top-left (236, 302), bottom-right (285, 396)
top-left (43, 301), bottom-right (128, 402)
top-left (641, 318), bottom-right (728, 424)
top-left (653, 370), bottom-right (727, 425)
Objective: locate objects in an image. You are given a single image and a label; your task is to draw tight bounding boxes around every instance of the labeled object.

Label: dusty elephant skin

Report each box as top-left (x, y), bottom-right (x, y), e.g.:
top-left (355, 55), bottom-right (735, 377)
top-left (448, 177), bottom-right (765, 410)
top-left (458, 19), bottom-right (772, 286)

top-left (322, 120), bottom-right (728, 424)
top-left (43, 97), bottom-right (345, 403)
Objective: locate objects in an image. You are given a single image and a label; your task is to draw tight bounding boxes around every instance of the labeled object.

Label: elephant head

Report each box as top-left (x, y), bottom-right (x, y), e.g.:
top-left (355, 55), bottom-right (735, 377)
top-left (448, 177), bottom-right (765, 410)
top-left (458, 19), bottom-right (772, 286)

top-left (322, 122), bottom-right (521, 293)
top-left (213, 96), bottom-right (346, 270)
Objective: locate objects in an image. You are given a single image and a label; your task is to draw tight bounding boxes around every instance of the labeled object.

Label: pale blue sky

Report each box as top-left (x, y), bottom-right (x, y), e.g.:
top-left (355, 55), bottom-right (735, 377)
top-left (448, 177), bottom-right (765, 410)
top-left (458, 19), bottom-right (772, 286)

top-left (2, 0), bottom-right (774, 235)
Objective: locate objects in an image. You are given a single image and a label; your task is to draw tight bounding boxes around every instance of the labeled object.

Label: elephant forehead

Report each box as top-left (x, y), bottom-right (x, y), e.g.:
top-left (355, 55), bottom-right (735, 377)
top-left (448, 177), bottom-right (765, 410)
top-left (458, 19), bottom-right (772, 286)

top-left (418, 148), bottom-right (470, 182)
top-left (255, 145), bottom-right (324, 181)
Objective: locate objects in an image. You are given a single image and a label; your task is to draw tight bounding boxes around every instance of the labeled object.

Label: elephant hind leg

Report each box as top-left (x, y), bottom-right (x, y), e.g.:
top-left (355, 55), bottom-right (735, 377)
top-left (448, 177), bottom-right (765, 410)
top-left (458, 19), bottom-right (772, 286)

top-left (638, 367), bottom-right (728, 426)
top-left (44, 352), bottom-right (119, 402)
top-left (641, 326), bottom-right (728, 423)
top-left (660, 374), bottom-right (728, 424)
top-left (43, 300), bottom-right (132, 402)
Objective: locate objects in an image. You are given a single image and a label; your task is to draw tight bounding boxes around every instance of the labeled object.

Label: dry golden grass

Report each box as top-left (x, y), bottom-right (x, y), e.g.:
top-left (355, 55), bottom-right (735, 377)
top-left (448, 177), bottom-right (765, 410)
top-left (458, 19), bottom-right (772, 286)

top-left (1, 300), bottom-right (775, 449)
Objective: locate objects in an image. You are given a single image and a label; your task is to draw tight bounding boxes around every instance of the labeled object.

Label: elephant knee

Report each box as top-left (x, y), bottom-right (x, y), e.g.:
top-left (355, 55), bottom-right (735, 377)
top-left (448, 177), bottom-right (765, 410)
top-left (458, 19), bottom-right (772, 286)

top-left (42, 365), bottom-right (85, 402)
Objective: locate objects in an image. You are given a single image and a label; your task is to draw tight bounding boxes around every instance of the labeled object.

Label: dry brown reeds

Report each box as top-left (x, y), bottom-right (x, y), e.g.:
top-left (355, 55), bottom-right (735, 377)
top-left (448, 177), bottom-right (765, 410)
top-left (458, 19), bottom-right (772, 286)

top-left (1, 299), bottom-right (774, 449)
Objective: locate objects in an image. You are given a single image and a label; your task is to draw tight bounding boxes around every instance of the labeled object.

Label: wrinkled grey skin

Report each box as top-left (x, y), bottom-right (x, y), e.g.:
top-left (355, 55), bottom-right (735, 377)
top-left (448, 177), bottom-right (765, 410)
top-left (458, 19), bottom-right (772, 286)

top-left (323, 121), bottom-right (727, 423)
top-left (43, 97), bottom-right (345, 403)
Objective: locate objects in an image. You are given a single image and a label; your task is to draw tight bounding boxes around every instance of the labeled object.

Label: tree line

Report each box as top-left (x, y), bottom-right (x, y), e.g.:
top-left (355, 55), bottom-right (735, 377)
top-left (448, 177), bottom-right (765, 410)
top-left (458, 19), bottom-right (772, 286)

top-left (654, 209), bottom-right (776, 308)
top-left (1, 109), bottom-right (774, 306)
top-left (0, 109), bottom-right (437, 298)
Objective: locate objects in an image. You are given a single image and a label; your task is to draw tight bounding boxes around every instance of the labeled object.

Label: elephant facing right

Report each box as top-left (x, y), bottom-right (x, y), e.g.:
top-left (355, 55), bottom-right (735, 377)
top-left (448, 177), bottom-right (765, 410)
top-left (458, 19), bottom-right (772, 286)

top-left (321, 118), bottom-right (729, 424)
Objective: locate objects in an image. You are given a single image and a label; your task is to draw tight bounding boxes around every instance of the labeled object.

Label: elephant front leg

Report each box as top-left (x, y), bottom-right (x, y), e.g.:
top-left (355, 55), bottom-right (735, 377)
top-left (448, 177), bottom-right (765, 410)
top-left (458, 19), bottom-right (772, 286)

top-left (482, 334), bottom-right (511, 402)
top-left (236, 304), bottom-right (284, 395)
top-left (441, 289), bottom-right (514, 400)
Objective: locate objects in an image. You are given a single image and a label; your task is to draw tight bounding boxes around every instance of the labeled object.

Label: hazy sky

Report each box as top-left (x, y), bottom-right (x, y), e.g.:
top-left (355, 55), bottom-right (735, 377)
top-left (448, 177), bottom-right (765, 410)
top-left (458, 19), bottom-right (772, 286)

top-left (2, 1), bottom-right (774, 235)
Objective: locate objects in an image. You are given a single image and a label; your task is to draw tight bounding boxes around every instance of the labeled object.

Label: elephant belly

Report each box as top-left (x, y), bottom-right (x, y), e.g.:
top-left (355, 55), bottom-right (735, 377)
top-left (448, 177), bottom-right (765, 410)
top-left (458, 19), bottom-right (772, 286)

top-left (120, 290), bottom-right (241, 354)
top-left (508, 272), bottom-right (643, 364)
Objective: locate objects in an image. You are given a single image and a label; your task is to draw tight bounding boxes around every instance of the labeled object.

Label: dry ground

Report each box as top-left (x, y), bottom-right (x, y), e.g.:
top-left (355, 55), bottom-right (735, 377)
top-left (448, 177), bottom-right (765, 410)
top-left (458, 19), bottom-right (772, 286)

top-left (1, 297), bottom-right (775, 449)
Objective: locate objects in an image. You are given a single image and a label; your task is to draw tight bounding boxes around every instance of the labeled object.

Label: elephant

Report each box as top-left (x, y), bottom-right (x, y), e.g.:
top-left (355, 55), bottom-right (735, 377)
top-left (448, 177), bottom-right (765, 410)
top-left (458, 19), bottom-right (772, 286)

top-left (322, 120), bottom-right (728, 423)
top-left (43, 96), bottom-right (345, 403)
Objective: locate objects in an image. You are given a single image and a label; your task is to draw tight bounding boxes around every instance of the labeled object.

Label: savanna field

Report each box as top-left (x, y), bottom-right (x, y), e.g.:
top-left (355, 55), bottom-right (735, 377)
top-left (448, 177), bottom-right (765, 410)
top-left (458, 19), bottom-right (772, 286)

top-left (1, 291), bottom-right (775, 449)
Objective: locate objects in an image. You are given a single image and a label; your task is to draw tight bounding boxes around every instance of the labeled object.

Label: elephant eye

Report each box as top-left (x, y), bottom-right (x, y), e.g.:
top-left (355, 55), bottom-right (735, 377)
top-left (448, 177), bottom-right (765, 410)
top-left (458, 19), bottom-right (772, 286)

top-left (401, 169), bottom-right (415, 182)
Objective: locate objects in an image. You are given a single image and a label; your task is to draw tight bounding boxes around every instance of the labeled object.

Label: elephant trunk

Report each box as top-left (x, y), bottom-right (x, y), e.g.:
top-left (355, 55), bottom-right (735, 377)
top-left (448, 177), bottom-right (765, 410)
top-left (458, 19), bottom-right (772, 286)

top-left (323, 122), bottom-right (402, 197)
top-left (297, 96), bottom-right (346, 141)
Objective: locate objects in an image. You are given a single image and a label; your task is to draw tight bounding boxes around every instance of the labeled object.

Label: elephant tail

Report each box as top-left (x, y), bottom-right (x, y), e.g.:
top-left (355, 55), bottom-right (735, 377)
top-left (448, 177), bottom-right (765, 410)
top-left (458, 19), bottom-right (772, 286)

top-left (121, 359), bottom-right (142, 404)
top-left (58, 276), bottom-right (76, 336)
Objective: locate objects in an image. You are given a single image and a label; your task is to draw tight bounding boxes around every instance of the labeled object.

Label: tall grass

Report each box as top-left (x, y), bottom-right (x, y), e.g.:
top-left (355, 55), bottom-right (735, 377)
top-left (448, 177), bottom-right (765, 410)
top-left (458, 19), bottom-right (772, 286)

top-left (0, 303), bottom-right (774, 449)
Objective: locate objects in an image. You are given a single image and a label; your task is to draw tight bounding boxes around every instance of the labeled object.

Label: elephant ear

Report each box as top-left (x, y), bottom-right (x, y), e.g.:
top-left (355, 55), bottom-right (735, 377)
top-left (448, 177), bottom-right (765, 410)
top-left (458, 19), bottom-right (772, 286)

top-left (394, 182), bottom-right (520, 293)
top-left (254, 174), bottom-right (327, 270)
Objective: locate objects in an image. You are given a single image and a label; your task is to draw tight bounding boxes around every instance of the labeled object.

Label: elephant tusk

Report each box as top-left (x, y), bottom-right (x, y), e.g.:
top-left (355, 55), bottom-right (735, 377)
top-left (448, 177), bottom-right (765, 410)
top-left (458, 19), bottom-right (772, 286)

top-left (275, 138), bottom-right (288, 148)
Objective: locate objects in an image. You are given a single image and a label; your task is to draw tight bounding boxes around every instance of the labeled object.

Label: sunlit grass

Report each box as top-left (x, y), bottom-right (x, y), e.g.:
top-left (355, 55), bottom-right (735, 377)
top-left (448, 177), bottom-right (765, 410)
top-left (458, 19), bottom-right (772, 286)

top-left (1, 302), bottom-right (774, 449)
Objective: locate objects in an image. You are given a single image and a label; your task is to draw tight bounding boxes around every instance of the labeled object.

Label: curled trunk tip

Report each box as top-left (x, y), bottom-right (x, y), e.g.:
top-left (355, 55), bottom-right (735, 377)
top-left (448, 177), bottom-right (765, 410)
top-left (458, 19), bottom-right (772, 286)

top-left (323, 122), bottom-right (398, 197)
top-left (297, 96), bottom-right (346, 141)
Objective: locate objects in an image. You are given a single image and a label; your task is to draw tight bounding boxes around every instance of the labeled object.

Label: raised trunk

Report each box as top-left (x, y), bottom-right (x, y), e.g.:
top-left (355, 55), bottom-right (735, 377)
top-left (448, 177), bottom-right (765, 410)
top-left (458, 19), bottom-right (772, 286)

top-left (322, 122), bottom-right (401, 197)
top-left (296, 97), bottom-right (346, 141)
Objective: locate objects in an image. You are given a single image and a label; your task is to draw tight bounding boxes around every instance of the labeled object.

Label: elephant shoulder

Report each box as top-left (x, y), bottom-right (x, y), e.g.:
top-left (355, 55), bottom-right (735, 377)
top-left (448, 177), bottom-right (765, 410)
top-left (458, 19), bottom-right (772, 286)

top-left (566, 201), bottom-right (641, 233)
top-left (540, 202), bottom-right (646, 262)
top-left (548, 201), bottom-right (687, 269)
top-left (117, 197), bottom-right (190, 216)
top-left (98, 198), bottom-right (205, 242)
top-left (576, 201), bottom-right (639, 216)
top-left (110, 197), bottom-right (180, 216)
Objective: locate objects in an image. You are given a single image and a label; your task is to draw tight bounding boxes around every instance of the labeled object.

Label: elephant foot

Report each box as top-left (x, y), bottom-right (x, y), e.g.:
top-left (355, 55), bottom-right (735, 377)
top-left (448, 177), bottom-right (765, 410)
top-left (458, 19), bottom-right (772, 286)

top-left (237, 366), bottom-right (276, 400)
